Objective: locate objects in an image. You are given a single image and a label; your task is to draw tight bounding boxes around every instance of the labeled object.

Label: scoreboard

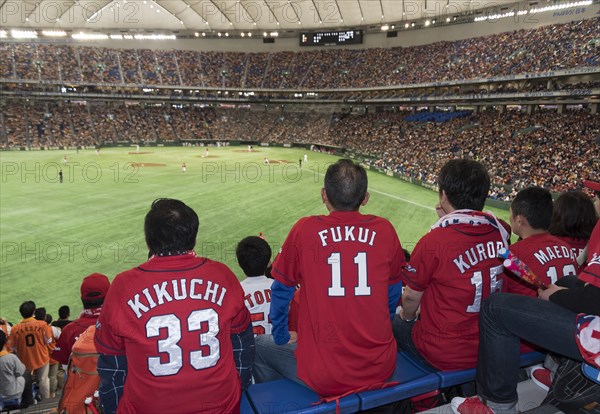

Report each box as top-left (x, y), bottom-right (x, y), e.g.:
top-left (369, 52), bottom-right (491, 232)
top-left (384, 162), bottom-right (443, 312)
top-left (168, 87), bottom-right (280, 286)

top-left (300, 30), bottom-right (362, 46)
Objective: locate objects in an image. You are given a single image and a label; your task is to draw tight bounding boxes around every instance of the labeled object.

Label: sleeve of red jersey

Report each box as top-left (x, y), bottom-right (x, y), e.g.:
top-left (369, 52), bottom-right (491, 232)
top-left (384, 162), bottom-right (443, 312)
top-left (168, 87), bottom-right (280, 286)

top-left (94, 276), bottom-right (126, 356)
top-left (271, 220), bottom-right (304, 287)
top-left (579, 222), bottom-right (600, 289)
top-left (401, 234), bottom-right (438, 292)
top-left (387, 224), bottom-right (406, 285)
top-left (222, 264), bottom-right (252, 334)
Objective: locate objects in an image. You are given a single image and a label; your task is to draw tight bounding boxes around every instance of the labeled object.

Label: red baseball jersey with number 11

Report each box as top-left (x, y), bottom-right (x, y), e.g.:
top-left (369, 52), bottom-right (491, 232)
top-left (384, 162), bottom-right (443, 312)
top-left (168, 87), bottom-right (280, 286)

top-left (272, 210), bottom-right (406, 396)
top-left (95, 253), bottom-right (250, 414)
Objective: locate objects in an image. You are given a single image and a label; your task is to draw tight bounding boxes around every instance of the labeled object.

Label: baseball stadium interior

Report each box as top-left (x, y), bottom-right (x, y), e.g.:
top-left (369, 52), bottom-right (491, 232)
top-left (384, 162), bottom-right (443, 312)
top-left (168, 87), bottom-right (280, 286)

top-left (1, 0), bottom-right (599, 413)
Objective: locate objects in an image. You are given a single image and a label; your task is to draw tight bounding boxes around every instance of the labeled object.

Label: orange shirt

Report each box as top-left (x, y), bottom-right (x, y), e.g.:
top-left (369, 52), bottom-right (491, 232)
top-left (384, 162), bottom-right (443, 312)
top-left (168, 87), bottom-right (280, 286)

top-left (10, 317), bottom-right (52, 370)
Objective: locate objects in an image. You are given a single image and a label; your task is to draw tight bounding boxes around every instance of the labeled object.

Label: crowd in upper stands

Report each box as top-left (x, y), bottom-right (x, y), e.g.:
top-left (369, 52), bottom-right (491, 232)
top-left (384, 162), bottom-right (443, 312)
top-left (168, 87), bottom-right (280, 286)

top-left (0, 18), bottom-right (597, 89)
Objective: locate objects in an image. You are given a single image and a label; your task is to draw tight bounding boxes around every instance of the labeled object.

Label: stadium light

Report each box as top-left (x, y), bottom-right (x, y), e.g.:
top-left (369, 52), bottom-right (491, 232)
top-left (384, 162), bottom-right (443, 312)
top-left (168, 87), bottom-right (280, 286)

top-left (11, 29), bottom-right (38, 39)
top-left (110, 34), bottom-right (124, 39)
top-left (72, 32), bottom-right (109, 40)
top-left (133, 34), bottom-right (176, 40)
top-left (42, 30), bottom-right (67, 37)
top-left (0, 30), bottom-right (7, 38)
top-left (381, 24), bottom-right (389, 31)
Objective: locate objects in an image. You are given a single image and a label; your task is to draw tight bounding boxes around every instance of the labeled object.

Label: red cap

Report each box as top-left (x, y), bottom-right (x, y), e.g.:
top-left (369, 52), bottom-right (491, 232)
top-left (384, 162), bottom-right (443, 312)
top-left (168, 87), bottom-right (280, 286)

top-left (584, 180), bottom-right (600, 192)
top-left (81, 273), bottom-right (110, 300)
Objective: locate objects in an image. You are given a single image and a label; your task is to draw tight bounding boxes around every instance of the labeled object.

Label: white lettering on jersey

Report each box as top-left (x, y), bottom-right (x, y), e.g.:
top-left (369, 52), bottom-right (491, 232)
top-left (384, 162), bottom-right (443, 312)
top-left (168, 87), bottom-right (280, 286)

top-left (453, 241), bottom-right (504, 274)
top-left (317, 226), bottom-right (377, 247)
top-left (534, 245), bottom-right (576, 265)
top-left (127, 278), bottom-right (228, 319)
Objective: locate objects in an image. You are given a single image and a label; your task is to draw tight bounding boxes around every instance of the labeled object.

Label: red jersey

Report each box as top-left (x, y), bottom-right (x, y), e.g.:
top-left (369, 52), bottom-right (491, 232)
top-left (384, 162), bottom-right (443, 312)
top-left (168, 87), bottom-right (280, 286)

top-left (580, 222), bottom-right (600, 289)
top-left (505, 233), bottom-right (578, 298)
top-left (405, 222), bottom-right (505, 370)
top-left (52, 310), bottom-right (100, 365)
top-left (95, 253), bottom-right (250, 414)
top-left (555, 235), bottom-right (589, 271)
top-left (272, 211), bottom-right (405, 396)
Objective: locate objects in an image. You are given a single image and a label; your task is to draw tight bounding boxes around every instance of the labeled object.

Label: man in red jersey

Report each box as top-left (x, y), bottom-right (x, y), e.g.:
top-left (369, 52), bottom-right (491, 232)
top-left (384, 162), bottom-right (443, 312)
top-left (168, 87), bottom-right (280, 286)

top-left (94, 199), bottom-right (254, 414)
top-left (452, 194), bottom-right (600, 414)
top-left (52, 273), bottom-right (110, 366)
top-left (253, 159), bottom-right (406, 397)
top-left (505, 187), bottom-right (579, 297)
top-left (394, 159), bottom-right (510, 371)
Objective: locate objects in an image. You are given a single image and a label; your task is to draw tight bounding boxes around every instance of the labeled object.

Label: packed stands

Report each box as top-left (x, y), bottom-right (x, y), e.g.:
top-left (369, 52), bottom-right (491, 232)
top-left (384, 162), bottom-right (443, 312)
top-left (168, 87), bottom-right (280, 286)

top-left (0, 18), bottom-right (597, 88)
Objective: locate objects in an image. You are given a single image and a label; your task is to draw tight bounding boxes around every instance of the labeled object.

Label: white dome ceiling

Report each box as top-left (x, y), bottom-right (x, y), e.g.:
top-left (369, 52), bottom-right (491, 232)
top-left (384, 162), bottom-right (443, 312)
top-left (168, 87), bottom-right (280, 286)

top-left (0, 0), bottom-right (526, 32)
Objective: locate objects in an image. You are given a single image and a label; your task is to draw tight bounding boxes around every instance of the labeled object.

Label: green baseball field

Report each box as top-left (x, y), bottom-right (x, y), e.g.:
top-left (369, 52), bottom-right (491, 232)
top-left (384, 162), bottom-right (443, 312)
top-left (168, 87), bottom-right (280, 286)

top-left (0, 146), bottom-right (509, 322)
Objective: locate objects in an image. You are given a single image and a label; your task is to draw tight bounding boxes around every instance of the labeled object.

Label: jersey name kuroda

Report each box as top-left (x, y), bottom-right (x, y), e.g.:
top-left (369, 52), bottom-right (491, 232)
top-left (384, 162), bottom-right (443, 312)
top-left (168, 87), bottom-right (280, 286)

top-left (318, 226), bottom-right (376, 247)
top-left (453, 241), bottom-right (505, 274)
top-left (127, 279), bottom-right (227, 318)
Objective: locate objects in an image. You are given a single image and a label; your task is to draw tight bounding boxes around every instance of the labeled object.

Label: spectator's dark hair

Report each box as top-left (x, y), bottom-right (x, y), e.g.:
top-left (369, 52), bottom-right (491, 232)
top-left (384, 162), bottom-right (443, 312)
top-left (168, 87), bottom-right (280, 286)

top-left (45, 314), bottom-right (53, 324)
top-left (438, 159), bottom-right (490, 211)
top-left (0, 330), bottom-right (6, 350)
top-left (324, 159), bottom-right (368, 211)
top-left (402, 248), bottom-right (412, 262)
top-left (82, 296), bottom-right (105, 309)
top-left (549, 191), bottom-right (597, 239)
top-left (58, 305), bottom-right (70, 319)
top-left (511, 187), bottom-right (553, 230)
top-left (19, 301), bottom-right (35, 318)
top-left (236, 236), bottom-right (272, 277)
top-left (34, 307), bottom-right (46, 321)
top-left (145, 198), bottom-right (199, 256)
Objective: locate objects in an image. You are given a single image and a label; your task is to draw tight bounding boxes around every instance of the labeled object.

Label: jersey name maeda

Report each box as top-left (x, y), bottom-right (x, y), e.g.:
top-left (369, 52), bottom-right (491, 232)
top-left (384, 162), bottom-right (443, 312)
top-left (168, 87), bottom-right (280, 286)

top-left (318, 226), bottom-right (376, 247)
top-left (127, 278), bottom-right (227, 319)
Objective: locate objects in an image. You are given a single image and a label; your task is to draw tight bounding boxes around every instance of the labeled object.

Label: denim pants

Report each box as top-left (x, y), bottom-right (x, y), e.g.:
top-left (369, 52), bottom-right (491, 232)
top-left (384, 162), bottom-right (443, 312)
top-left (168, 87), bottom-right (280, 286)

top-left (253, 335), bottom-right (306, 387)
top-left (391, 315), bottom-right (437, 372)
top-left (477, 293), bottom-right (582, 409)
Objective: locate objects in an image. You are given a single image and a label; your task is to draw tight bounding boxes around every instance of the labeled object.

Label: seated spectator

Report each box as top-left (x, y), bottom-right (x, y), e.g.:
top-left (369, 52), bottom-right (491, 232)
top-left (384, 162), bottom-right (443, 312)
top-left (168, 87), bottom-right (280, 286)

top-left (51, 305), bottom-right (71, 330)
top-left (0, 330), bottom-right (26, 407)
top-left (52, 273), bottom-right (110, 366)
top-left (504, 187), bottom-right (579, 297)
top-left (393, 159), bottom-right (510, 371)
top-left (549, 190), bottom-right (598, 268)
top-left (451, 216), bottom-right (600, 414)
top-left (237, 236), bottom-right (273, 336)
top-left (254, 159), bottom-right (406, 398)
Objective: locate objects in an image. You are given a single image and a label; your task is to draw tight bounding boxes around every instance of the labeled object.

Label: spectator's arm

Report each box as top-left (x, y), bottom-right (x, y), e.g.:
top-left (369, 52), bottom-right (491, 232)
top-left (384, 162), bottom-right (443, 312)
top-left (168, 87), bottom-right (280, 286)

top-left (269, 280), bottom-right (296, 345)
top-left (14, 357), bottom-right (26, 377)
top-left (97, 354), bottom-right (127, 414)
top-left (548, 284), bottom-right (600, 315)
top-left (231, 323), bottom-right (255, 390)
top-left (388, 281), bottom-right (403, 321)
top-left (400, 286), bottom-right (424, 321)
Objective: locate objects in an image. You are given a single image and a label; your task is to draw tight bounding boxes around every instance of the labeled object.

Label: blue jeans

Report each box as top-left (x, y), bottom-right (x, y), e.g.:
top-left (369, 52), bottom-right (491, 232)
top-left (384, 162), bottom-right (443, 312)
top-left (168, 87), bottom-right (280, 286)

top-left (477, 293), bottom-right (581, 410)
top-left (391, 316), bottom-right (436, 372)
top-left (253, 335), bottom-right (306, 387)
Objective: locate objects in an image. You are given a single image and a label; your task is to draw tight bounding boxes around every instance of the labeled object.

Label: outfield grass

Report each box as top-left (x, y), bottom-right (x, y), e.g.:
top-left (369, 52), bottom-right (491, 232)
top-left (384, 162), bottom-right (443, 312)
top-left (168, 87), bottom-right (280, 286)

top-left (0, 146), bottom-right (509, 322)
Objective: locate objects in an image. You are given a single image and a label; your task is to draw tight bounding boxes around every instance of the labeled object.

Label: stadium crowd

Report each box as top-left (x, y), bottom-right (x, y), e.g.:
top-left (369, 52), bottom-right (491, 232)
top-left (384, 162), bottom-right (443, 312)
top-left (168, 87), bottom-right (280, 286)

top-left (2, 162), bottom-right (599, 414)
top-left (2, 102), bottom-right (597, 195)
top-left (0, 18), bottom-right (597, 88)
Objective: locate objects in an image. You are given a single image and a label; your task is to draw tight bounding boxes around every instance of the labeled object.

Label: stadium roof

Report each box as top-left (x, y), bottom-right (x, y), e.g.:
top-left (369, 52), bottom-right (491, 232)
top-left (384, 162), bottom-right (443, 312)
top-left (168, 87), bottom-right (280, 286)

top-left (1, 0), bottom-right (523, 33)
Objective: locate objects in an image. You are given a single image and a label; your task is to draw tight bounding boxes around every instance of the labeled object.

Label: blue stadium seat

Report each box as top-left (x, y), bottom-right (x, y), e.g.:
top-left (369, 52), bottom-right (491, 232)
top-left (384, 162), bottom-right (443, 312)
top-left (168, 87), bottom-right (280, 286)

top-left (356, 352), bottom-right (440, 410)
top-left (247, 379), bottom-right (360, 414)
top-left (582, 363), bottom-right (600, 384)
top-left (241, 391), bottom-right (256, 414)
top-left (422, 351), bottom-right (546, 388)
